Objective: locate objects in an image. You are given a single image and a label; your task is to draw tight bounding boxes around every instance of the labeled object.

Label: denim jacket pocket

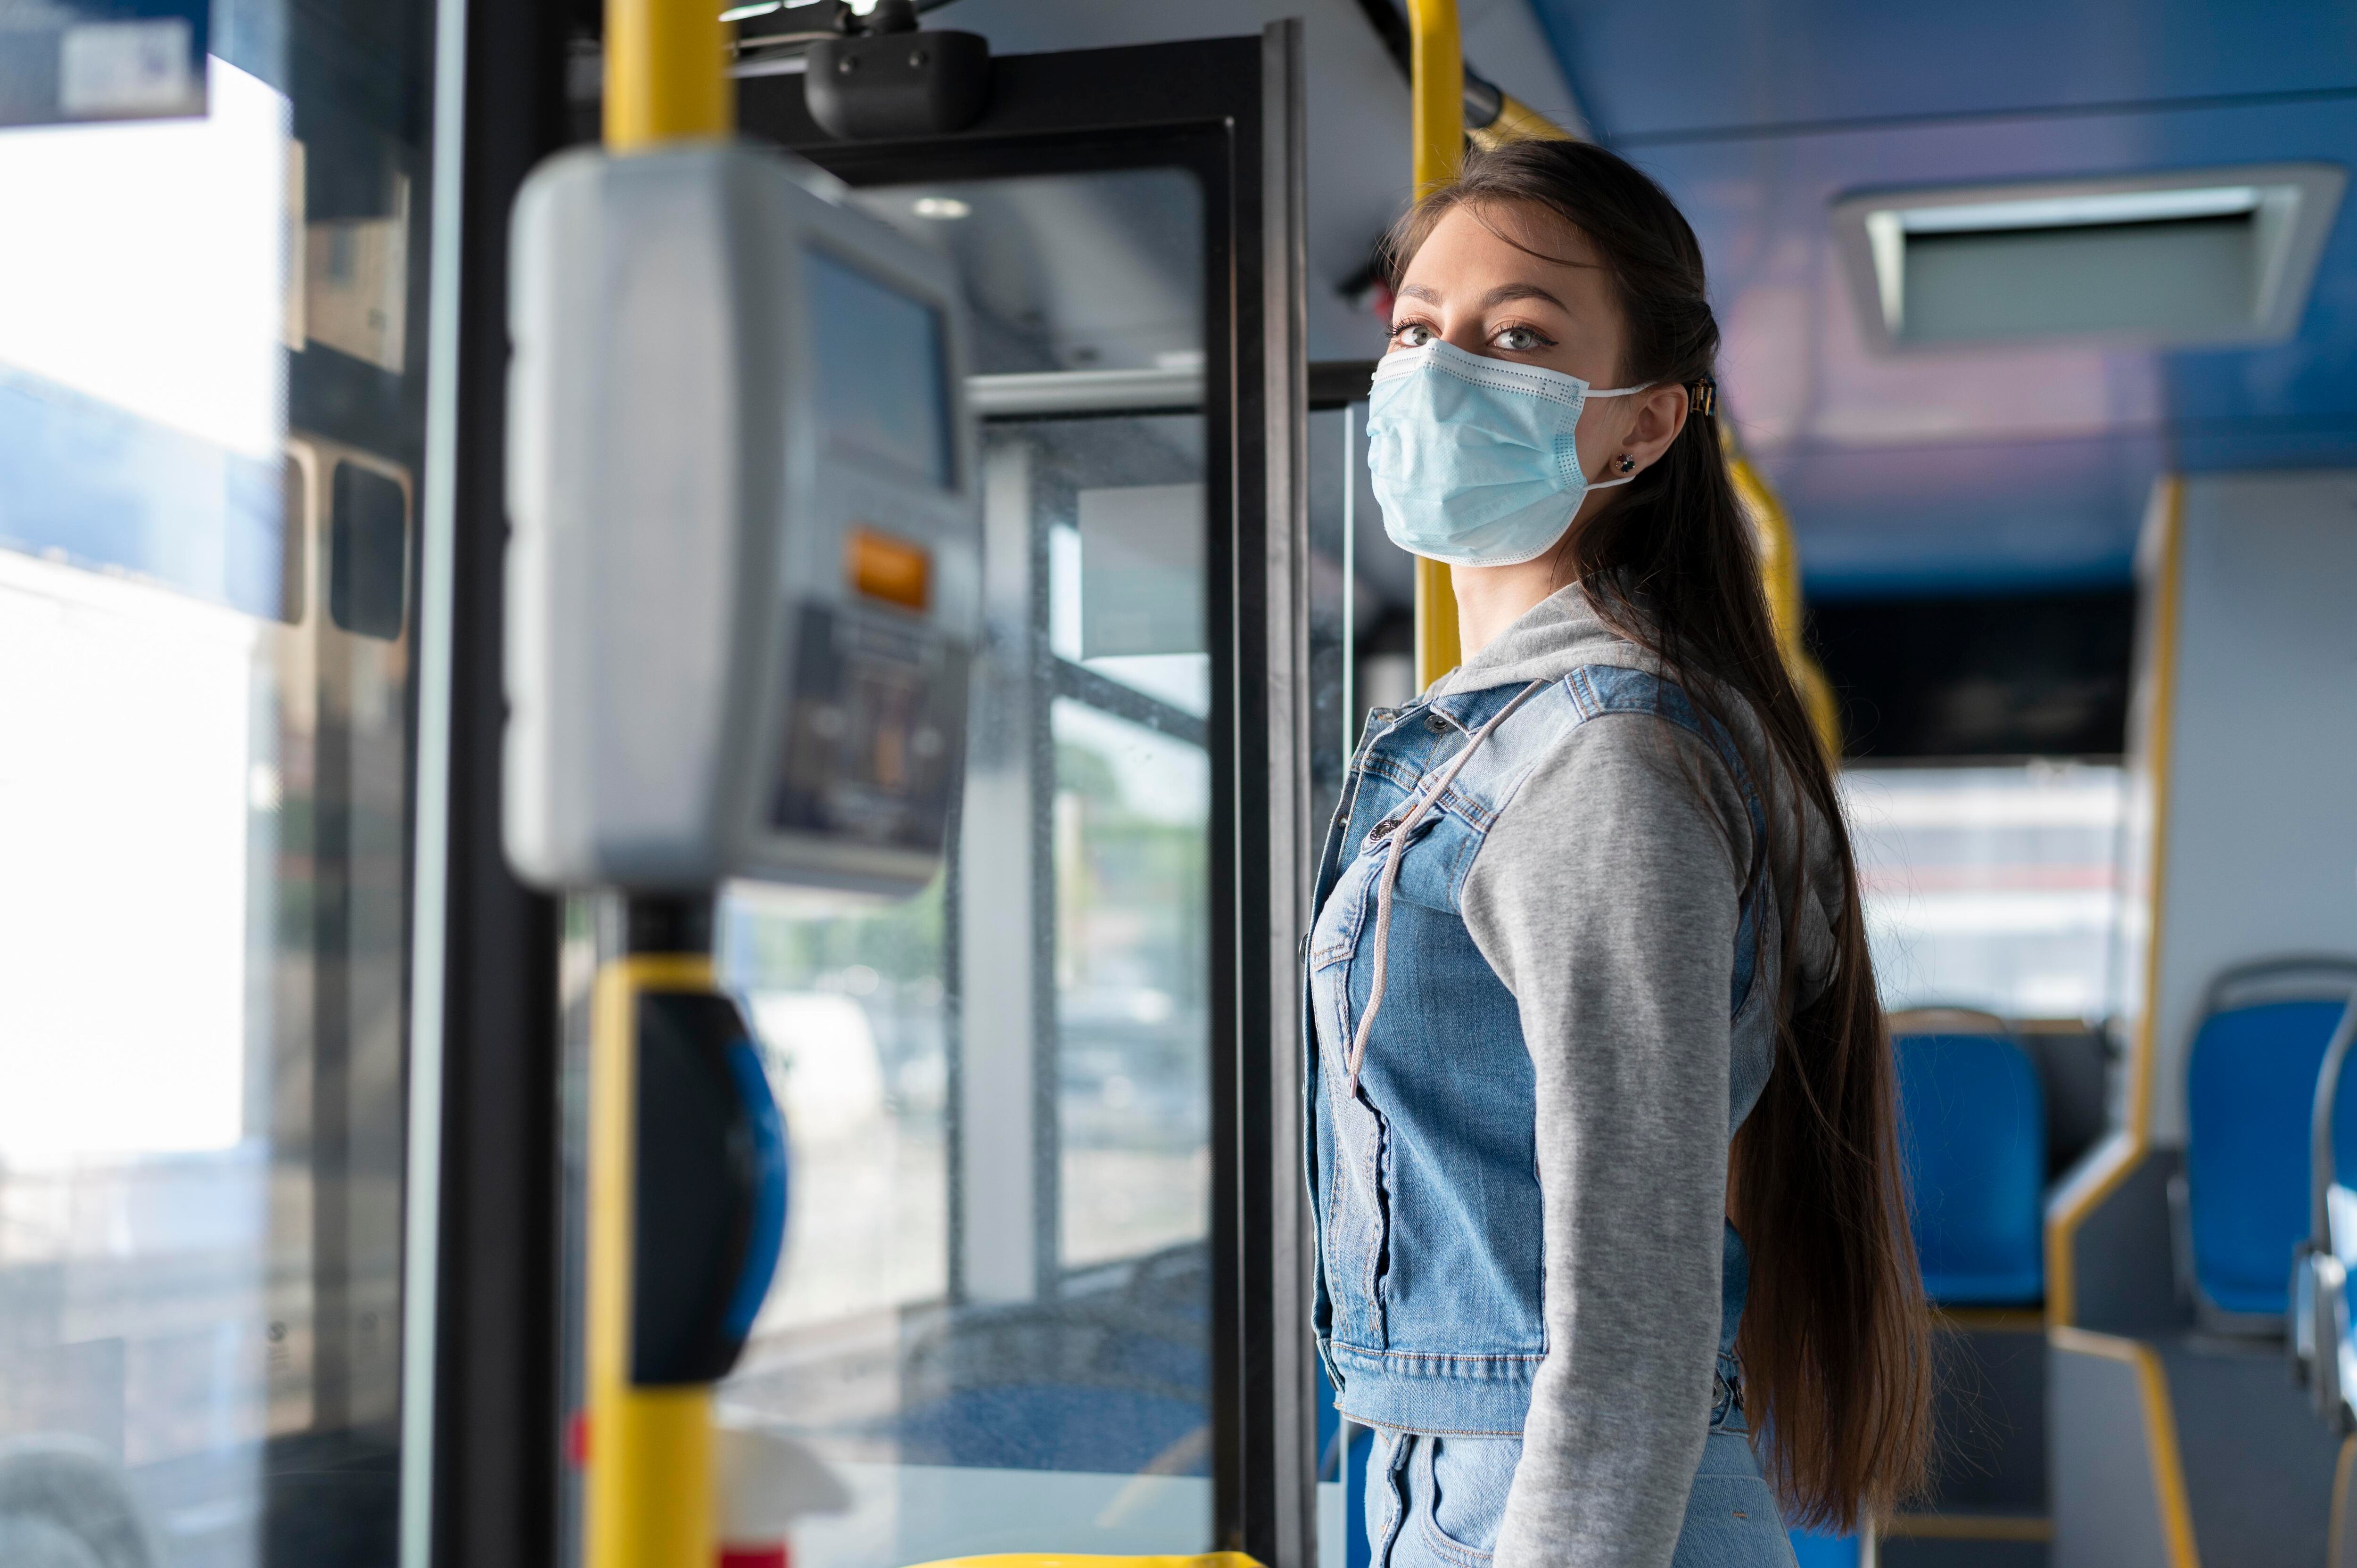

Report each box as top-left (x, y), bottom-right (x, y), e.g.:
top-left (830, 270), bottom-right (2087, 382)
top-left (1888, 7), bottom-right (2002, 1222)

top-left (1417, 1435), bottom-right (1521, 1565)
top-left (1387, 808), bottom-right (1477, 914)
top-left (1310, 843), bottom-right (1382, 970)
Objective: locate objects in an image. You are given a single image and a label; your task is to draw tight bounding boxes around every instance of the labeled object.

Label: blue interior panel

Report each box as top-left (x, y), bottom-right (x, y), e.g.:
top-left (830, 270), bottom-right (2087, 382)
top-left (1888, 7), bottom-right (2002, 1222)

top-left (1896, 1032), bottom-right (2046, 1305)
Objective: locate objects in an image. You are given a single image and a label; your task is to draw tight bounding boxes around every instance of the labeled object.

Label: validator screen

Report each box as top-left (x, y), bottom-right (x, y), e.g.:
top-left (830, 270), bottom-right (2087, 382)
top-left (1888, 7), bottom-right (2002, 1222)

top-left (806, 245), bottom-right (953, 489)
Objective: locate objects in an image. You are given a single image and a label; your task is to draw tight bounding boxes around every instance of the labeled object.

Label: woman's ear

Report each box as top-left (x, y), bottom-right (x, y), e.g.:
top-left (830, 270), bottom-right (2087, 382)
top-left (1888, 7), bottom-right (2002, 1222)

top-left (1621, 384), bottom-right (1689, 476)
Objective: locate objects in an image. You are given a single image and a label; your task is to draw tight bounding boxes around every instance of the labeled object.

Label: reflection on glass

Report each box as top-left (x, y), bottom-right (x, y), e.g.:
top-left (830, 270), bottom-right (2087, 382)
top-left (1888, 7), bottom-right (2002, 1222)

top-left (706, 165), bottom-right (1214, 1568)
top-left (0, 22), bottom-right (429, 1568)
top-left (1052, 700), bottom-right (1210, 1271)
top-left (1842, 762), bottom-right (2125, 1018)
top-left (851, 169), bottom-right (1202, 378)
top-left (729, 886), bottom-right (951, 1332)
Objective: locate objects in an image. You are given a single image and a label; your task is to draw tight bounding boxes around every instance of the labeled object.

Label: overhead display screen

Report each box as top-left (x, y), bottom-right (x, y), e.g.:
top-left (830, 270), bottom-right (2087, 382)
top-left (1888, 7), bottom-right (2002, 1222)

top-left (805, 246), bottom-right (952, 488)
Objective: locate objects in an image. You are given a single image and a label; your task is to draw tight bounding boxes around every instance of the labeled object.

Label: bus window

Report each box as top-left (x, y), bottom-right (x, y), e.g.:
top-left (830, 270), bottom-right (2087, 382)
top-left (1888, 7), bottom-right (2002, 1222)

top-left (1842, 761), bottom-right (2126, 1021)
top-left (0, 14), bottom-right (434, 1564)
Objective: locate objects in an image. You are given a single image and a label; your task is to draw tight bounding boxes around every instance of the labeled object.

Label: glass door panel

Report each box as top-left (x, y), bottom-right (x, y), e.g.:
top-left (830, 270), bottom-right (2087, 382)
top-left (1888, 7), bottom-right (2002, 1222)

top-left (724, 30), bottom-right (1313, 1562)
top-left (709, 169), bottom-right (1216, 1567)
top-left (0, 8), bottom-right (435, 1563)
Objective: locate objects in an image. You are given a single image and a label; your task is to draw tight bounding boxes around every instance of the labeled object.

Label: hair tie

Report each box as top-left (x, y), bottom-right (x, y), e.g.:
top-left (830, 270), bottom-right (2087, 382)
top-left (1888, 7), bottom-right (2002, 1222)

top-left (1689, 377), bottom-right (1717, 417)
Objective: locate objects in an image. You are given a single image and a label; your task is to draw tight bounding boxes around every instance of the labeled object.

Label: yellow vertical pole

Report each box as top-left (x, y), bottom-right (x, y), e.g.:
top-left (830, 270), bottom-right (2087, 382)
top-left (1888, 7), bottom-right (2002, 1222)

top-left (1406, 0), bottom-right (1463, 200)
top-left (588, 12), bottom-right (730, 1566)
top-left (605, 0), bottom-right (733, 151)
top-left (588, 953), bottom-right (722, 1568)
top-left (1406, 0), bottom-right (1463, 692)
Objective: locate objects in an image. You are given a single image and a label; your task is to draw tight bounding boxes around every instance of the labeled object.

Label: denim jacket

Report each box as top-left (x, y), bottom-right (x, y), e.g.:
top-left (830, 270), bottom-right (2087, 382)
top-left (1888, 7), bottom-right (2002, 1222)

top-left (1303, 663), bottom-right (1779, 1439)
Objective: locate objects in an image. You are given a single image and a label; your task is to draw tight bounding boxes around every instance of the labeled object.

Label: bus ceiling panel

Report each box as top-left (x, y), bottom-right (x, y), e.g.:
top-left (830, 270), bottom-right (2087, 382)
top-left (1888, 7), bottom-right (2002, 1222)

top-left (1647, 96), bottom-right (2357, 453)
top-left (1782, 430), bottom-right (2164, 600)
top-left (1613, 90), bottom-right (2357, 594)
top-left (1525, 0), bottom-right (2357, 143)
top-left (852, 172), bottom-right (1208, 379)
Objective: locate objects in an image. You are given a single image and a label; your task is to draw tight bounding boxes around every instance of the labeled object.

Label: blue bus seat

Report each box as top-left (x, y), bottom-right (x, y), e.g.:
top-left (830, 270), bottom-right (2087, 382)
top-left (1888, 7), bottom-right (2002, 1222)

top-left (889, 1384), bottom-right (1207, 1473)
top-left (1893, 1021), bottom-right (2045, 1305)
top-left (1787, 1527), bottom-right (1860, 1568)
top-left (878, 1242), bottom-right (1213, 1473)
top-left (2183, 960), bottom-right (2357, 1324)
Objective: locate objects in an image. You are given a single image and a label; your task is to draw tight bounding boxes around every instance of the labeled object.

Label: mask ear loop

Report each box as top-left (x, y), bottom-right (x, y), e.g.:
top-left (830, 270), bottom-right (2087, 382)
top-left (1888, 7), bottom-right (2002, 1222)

top-left (1576, 379), bottom-right (1691, 491)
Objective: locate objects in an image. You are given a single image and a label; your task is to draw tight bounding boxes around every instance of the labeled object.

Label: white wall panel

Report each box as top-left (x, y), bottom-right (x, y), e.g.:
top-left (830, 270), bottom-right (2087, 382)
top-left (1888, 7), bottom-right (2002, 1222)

top-left (2134, 469), bottom-right (2357, 1139)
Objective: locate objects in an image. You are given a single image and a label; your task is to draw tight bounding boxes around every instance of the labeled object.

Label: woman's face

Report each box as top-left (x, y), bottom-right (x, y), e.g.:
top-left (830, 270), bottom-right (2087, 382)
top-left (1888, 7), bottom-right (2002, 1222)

top-left (1388, 200), bottom-right (1684, 501)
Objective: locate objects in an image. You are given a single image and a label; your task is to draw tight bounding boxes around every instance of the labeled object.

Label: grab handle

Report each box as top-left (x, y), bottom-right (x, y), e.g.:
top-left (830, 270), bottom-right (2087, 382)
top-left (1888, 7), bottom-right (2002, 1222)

top-left (2309, 992), bottom-right (2357, 1250)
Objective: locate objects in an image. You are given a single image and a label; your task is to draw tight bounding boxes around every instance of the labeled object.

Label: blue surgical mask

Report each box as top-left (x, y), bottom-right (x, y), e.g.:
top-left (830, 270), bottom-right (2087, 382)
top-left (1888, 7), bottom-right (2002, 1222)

top-left (1364, 339), bottom-right (1647, 567)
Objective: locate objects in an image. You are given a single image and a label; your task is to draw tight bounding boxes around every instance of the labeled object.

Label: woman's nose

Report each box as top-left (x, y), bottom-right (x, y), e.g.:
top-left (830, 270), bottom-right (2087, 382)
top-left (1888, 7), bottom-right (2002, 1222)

top-left (1441, 321), bottom-right (1490, 355)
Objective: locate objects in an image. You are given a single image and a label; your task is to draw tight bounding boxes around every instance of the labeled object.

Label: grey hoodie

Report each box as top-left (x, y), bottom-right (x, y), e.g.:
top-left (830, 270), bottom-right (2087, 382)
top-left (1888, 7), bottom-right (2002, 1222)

top-left (1434, 583), bottom-right (1844, 1566)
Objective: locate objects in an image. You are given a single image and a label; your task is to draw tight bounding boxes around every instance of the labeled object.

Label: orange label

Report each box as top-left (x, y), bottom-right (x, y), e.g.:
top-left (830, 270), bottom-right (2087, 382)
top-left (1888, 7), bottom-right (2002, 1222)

top-left (845, 526), bottom-right (931, 613)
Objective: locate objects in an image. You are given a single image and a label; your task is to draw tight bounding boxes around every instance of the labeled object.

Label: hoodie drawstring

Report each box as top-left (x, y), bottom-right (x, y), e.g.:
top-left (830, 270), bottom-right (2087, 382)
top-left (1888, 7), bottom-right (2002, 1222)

top-left (1345, 683), bottom-right (1541, 1094)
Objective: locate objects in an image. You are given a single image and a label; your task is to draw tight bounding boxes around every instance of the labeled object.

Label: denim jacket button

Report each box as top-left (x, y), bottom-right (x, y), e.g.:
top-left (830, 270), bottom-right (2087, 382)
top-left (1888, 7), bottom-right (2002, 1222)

top-left (1425, 711), bottom-right (1451, 733)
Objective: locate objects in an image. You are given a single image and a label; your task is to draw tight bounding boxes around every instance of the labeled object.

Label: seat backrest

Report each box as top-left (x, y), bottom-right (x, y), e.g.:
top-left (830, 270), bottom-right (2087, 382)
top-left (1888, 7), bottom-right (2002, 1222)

top-left (1788, 1527), bottom-right (1861, 1568)
top-left (2184, 959), bottom-right (2357, 1319)
top-left (1894, 1025), bottom-right (2046, 1306)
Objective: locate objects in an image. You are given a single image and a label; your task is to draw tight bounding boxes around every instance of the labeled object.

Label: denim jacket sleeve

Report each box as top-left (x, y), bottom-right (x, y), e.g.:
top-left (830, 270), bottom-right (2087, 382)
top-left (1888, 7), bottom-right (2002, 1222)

top-left (1459, 707), bottom-right (1755, 1568)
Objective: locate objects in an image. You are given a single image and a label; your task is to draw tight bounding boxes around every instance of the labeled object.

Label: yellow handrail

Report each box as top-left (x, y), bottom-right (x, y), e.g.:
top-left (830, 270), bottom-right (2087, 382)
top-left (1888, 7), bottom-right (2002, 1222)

top-left (1723, 429), bottom-right (1842, 758)
top-left (605, 0), bottom-right (733, 151)
top-left (1467, 90), bottom-right (1573, 151)
top-left (1406, 0), bottom-right (1464, 692)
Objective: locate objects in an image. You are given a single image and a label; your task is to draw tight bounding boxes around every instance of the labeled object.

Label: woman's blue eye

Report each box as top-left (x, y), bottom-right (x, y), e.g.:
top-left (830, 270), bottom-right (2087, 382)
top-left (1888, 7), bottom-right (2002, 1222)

top-left (1393, 322), bottom-right (1433, 348)
top-left (1494, 326), bottom-right (1542, 351)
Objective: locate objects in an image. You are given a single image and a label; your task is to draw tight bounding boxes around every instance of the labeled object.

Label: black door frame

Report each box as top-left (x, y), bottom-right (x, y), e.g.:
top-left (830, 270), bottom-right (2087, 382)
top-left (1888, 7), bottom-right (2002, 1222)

top-left (406, 0), bottom-right (576, 1562)
top-left (738, 28), bottom-right (1315, 1567)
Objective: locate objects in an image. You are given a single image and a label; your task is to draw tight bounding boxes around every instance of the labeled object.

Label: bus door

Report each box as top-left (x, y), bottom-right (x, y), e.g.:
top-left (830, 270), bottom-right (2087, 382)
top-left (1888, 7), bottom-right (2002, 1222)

top-left (708, 26), bottom-right (1318, 1568)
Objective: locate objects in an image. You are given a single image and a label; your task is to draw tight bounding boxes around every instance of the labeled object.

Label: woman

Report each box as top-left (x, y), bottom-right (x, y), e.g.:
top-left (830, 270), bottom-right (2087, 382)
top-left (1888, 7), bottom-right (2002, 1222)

top-left (1305, 139), bottom-right (1931, 1568)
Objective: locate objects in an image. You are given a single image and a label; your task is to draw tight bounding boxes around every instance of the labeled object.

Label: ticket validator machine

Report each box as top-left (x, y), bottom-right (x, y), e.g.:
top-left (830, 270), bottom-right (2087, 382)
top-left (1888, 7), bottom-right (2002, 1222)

top-left (503, 133), bottom-right (982, 1568)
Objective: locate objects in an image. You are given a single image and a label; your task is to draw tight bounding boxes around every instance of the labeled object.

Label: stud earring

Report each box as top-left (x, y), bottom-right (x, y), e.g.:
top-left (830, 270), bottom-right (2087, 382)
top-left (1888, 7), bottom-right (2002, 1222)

top-left (1615, 454), bottom-right (1636, 475)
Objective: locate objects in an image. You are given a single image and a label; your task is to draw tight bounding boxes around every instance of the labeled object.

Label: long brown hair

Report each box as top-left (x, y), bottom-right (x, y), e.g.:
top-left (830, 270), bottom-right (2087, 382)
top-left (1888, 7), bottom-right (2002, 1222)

top-left (1385, 139), bottom-right (1932, 1532)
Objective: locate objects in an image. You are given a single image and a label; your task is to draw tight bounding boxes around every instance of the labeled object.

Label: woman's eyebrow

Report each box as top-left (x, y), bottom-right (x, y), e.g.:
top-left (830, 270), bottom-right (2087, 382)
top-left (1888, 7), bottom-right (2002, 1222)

top-left (1394, 280), bottom-right (1573, 310)
top-left (1479, 282), bottom-right (1568, 312)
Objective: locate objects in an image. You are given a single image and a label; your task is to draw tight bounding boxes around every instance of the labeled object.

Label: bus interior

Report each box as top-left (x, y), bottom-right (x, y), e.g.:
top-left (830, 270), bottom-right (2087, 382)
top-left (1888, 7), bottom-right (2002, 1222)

top-left (2, 2), bottom-right (2356, 1568)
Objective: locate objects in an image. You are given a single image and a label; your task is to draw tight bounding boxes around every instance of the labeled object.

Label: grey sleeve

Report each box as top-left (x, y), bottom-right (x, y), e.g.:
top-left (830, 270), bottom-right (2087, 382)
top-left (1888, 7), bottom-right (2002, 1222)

top-left (1460, 712), bottom-right (1752, 1568)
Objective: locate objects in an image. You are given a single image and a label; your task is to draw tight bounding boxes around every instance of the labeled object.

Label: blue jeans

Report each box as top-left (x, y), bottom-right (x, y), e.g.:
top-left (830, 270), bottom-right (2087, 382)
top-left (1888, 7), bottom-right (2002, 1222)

top-left (1365, 1417), bottom-right (1798, 1567)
